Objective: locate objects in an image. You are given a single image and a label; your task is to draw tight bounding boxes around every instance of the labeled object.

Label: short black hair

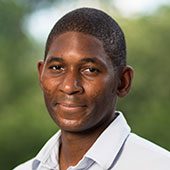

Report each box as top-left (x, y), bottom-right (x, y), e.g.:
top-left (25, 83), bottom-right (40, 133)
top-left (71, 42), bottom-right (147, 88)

top-left (44, 7), bottom-right (126, 67)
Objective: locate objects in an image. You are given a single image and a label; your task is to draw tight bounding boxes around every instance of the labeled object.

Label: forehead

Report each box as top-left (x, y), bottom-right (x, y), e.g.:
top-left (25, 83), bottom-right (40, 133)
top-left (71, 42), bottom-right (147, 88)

top-left (46, 31), bottom-right (113, 68)
top-left (48, 32), bottom-right (104, 54)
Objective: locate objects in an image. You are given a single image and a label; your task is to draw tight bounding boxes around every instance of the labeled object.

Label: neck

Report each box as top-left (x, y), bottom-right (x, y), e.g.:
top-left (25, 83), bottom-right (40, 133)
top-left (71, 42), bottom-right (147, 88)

top-left (59, 114), bottom-right (117, 170)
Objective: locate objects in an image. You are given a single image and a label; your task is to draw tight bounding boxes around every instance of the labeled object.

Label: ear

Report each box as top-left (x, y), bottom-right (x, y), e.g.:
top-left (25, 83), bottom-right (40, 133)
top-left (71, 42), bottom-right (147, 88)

top-left (37, 60), bottom-right (44, 89)
top-left (116, 66), bottom-right (134, 98)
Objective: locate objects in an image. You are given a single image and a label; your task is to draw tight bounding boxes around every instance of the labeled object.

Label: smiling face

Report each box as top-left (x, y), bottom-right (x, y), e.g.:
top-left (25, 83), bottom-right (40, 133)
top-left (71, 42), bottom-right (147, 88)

top-left (38, 31), bottom-right (120, 133)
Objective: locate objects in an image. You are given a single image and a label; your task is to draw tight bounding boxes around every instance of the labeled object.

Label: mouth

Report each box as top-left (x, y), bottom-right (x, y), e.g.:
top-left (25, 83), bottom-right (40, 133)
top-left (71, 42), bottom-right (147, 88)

top-left (56, 103), bottom-right (87, 112)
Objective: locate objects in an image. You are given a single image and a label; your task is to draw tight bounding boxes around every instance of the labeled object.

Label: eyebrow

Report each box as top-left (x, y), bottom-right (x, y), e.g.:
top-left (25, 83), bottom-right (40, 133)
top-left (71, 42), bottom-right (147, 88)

top-left (46, 57), bottom-right (64, 64)
top-left (81, 57), bottom-right (98, 64)
top-left (46, 56), bottom-right (104, 67)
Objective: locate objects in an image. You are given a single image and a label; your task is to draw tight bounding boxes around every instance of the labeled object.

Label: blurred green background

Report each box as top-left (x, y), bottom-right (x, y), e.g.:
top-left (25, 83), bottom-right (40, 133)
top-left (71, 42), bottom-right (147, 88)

top-left (0, 0), bottom-right (170, 169)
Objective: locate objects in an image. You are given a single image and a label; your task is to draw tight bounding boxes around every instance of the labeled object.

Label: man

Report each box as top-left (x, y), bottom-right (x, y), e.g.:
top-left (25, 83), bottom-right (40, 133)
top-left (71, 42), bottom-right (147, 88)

top-left (14, 7), bottom-right (170, 170)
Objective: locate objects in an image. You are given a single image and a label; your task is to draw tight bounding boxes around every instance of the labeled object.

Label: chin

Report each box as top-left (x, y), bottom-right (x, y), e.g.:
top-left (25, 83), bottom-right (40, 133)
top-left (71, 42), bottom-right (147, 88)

top-left (54, 117), bottom-right (91, 133)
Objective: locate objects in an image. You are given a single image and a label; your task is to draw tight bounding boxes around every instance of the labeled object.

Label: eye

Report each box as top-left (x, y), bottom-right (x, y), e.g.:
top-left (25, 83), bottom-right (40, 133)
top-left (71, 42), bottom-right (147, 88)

top-left (50, 65), bottom-right (62, 70)
top-left (82, 67), bottom-right (100, 76)
top-left (49, 65), bottom-right (64, 73)
top-left (87, 68), bottom-right (98, 72)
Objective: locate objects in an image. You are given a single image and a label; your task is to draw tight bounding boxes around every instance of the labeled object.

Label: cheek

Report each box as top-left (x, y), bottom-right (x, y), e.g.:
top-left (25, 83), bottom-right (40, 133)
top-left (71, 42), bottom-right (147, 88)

top-left (84, 78), bottom-right (110, 102)
top-left (41, 77), bottom-right (59, 112)
top-left (90, 88), bottom-right (103, 101)
top-left (84, 76), bottom-right (117, 107)
top-left (41, 76), bottom-right (58, 97)
top-left (42, 78), bottom-right (57, 116)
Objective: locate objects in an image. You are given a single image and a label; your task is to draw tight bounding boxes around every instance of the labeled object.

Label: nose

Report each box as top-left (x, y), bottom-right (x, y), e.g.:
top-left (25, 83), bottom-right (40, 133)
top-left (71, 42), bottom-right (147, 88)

top-left (59, 72), bottom-right (84, 95)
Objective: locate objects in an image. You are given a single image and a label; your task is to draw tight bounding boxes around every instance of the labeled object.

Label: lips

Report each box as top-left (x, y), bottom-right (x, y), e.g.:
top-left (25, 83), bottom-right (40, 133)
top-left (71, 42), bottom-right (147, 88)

top-left (56, 103), bottom-right (87, 112)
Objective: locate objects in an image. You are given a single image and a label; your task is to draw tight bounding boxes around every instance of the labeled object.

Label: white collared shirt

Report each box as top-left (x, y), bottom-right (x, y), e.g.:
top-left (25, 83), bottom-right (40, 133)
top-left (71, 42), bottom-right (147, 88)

top-left (13, 112), bottom-right (170, 170)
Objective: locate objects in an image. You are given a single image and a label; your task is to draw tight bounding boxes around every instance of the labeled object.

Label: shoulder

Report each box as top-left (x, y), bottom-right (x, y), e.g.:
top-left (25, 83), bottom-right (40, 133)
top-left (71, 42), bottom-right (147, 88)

top-left (119, 133), bottom-right (170, 169)
top-left (13, 130), bottom-right (61, 170)
top-left (13, 158), bottom-right (35, 170)
top-left (127, 133), bottom-right (170, 158)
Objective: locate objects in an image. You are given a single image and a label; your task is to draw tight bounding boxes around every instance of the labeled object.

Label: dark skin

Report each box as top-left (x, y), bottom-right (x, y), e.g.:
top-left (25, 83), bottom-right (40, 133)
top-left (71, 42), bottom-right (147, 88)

top-left (37, 31), bottom-right (133, 170)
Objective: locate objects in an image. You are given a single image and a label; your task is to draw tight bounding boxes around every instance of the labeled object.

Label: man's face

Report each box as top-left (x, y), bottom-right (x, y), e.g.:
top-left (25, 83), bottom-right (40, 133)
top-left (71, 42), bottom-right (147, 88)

top-left (38, 32), bottom-right (119, 133)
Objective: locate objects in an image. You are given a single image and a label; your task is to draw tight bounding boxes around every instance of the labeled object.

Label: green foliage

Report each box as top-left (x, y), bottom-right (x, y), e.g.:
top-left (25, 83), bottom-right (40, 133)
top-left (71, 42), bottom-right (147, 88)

top-left (117, 6), bottom-right (170, 150)
top-left (0, 1), bottom-right (58, 169)
top-left (0, 1), bottom-right (170, 169)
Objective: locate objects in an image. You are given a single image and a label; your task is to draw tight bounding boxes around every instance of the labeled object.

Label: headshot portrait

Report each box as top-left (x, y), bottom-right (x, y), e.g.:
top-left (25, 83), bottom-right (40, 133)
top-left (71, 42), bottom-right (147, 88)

top-left (1, 1), bottom-right (170, 170)
top-left (12, 6), bottom-right (170, 170)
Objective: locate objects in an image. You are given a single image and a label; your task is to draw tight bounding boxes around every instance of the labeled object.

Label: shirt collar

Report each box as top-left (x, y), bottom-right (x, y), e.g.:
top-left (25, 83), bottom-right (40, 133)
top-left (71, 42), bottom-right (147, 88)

top-left (33, 112), bottom-right (130, 170)
top-left (34, 129), bottom-right (61, 169)
top-left (85, 111), bottom-right (131, 169)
